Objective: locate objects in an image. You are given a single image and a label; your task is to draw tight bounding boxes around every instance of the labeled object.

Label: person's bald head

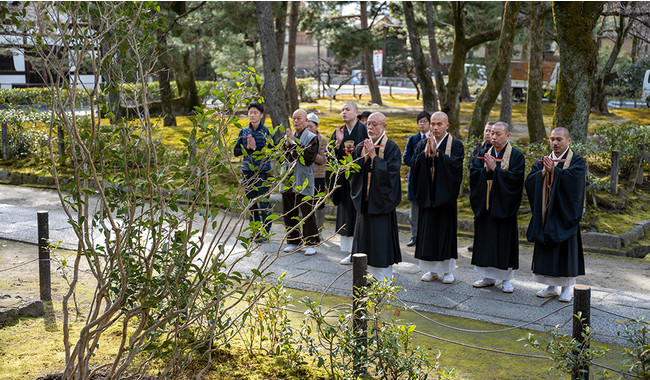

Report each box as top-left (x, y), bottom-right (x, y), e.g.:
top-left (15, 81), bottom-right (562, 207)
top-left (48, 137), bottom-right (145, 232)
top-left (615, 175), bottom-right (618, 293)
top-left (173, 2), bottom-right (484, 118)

top-left (341, 101), bottom-right (359, 125)
top-left (550, 127), bottom-right (571, 155)
top-left (292, 109), bottom-right (308, 133)
top-left (430, 111), bottom-right (449, 139)
top-left (366, 112), bottom-right (387, 141)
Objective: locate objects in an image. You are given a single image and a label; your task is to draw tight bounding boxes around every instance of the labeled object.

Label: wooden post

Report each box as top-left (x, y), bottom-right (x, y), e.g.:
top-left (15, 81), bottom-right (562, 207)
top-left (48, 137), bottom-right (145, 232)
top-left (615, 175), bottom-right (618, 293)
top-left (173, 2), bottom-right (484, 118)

top-left (353, 84), bottom-right (356, 97)
top-left (38, 211), bottom-right (52, 301)
top-left (610, 150), bottom-right (619, 195)
top-left (636, 143), bottom-right (645, 185)
top-left (389, 84), bottom-right (393, 97)
top-left (629, 143), bottom-right (645, 190)
top-left (572, 285), bottom-right (591, 380)
top-left (352, 253), bottom-right (368, 376)
top-left (2, 122), bottom-right (9, 160)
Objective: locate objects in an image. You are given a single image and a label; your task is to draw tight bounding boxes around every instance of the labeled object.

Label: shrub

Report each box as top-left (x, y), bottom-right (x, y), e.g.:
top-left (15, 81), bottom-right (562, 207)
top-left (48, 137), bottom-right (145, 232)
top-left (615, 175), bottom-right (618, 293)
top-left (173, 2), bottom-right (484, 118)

top-left (617, 318), bottom-right (650, 379)
top-left (593, 123), bottom-right (650, 177)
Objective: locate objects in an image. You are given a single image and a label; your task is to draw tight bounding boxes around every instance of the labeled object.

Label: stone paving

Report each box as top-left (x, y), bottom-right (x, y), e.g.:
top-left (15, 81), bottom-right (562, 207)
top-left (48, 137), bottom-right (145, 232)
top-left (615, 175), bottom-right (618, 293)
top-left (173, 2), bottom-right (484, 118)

top-left (0, 184), bottom-right (648, 346)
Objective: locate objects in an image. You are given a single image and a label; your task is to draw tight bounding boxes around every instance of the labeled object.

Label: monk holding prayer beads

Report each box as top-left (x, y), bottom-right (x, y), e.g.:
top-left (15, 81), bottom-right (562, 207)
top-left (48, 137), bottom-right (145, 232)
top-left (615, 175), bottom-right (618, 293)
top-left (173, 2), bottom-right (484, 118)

top-left (469, 121), bottom-right (525, 293)
top-left (525, 127), bottom-right (586, 302)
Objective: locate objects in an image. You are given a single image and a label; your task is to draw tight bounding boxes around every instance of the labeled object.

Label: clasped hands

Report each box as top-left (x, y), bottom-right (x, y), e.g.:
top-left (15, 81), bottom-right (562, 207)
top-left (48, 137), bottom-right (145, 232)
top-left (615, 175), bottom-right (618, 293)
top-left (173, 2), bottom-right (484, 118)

top-left (246, 133), bottom-right (256, 150)
top-left (361, 138), bottom-right (376, 162)
top-left (424, 133), bottom-right (438, 158)
top-left (541, 155), bottom-right (554, 177)
top-left (483, 153), bottom-right (497, 172)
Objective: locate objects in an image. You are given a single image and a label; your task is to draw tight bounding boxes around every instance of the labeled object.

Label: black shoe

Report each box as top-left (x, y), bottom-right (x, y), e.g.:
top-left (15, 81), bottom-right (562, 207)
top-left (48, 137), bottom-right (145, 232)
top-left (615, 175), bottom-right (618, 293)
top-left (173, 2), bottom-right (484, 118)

top-left (467, 245), bottom-right (473, 252)
top-left (406, 237), bottom-right (416, 247)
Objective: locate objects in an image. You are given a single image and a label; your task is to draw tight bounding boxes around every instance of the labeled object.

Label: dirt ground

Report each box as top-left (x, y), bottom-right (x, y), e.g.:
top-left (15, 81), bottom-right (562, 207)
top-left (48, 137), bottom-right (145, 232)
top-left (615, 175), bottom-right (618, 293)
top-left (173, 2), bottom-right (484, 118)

top-left (1, 238), bottom-right (649, 301)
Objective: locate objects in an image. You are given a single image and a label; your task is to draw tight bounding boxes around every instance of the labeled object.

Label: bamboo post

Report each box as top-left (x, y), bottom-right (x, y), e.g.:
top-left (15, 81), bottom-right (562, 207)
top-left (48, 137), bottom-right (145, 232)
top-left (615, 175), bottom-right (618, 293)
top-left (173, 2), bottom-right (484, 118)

top-left (572, 285), bottom-right (591, 380)
top-left (610, 150), bottom-right (619, 195)
top-left (38, 211), bottom-right (51, 301)
top-left (352, 253), bottom-right (368, 376)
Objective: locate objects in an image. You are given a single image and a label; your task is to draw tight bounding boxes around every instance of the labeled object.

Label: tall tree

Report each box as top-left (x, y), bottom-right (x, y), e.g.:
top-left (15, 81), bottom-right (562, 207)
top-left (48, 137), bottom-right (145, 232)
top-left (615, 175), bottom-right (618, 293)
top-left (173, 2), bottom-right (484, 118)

top-left (591, 2), bottom-right (637, 115)
top-left (500, 69), bottom-right (512, 125)
top-left (256, 2), bottom-right (290, 136)
top-left (443, 2), bottom-right (501, 137)
top-left (526, 1), bottom-right (547, 143)
top-left (360, 1), bottom-right (383, 105)
top-left (403, 1), bottom-right (437, 112)
top-left (468, 2), bottom-right (520, 138)
top-left (168, 1), bottom-right (202, 114)
top-left (275, 2), bottom-right (288, 67)
top-left (286, 1), bottom-right (299, 112)
top-left (552, 1), bottom-right (604, 143)
top-left (425, 2), bottom-right (446, 108)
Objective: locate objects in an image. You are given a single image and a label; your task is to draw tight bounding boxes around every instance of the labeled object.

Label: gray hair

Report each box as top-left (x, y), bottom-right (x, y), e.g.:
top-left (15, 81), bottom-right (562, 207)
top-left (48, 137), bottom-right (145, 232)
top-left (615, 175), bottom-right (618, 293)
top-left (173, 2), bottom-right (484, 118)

top-left (494, 121), bottom-right (510, 133)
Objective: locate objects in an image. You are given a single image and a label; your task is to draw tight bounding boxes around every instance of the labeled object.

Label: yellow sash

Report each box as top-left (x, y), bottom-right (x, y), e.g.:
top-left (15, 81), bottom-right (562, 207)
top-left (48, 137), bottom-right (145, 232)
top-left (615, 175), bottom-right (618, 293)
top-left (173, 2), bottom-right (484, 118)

top-left (429, 134), bottom-right (453, 182)
top-left (541, 149), bottom-right (573, 224)
top-left (484, 142), bottom-right (512, 210)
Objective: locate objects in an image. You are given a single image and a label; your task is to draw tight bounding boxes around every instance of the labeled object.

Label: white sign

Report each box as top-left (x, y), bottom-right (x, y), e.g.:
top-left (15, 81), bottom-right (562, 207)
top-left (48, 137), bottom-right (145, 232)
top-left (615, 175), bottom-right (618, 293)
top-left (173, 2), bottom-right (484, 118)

top-left (373, 50), bottom-right (383, 76)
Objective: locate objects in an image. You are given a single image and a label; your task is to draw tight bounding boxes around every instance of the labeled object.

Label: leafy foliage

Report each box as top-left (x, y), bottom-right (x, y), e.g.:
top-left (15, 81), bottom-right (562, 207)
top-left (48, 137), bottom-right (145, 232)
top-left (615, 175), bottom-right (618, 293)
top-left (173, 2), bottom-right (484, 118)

top-left (617, 318), bottom-right (650, 379)
top-left (609, 55), bottom-right (650, 100)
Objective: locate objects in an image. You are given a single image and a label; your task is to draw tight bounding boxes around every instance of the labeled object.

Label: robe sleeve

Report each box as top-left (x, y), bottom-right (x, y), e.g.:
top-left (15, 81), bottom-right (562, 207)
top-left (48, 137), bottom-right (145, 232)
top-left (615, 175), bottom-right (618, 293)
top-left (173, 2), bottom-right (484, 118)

top-left (413, 138), bottom-right (464, 209)
top-left (469, 154), bottom-right (488, 217)
top-left (526, 155), bottom-right (586, 244)
top-left (350, 141), bottom-right (402, 215)
top-left (488, 149), bottom-right (525, 219)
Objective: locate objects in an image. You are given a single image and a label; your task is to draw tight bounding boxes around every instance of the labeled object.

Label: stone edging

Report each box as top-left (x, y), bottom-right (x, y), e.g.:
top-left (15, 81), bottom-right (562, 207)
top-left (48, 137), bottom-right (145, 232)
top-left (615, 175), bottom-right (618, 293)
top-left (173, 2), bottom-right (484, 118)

top-left (2, 172), bottom-right (646, 257)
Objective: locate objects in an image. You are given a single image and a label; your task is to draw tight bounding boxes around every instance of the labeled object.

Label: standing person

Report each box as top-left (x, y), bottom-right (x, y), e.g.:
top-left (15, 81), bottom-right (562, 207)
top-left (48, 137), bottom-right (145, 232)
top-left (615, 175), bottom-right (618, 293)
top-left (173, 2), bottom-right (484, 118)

top-left (357, 111), bottom-right (371, 126)
top-left (403, 111), bottom-right (431, 247)
top-left (330, 101), bottom-right (368, 265)
top-left (307, 112), bottom-right (328, 233)
top-left (469, 122), bottom-right (525, 293)
top-left (412, 111), bottom-right (464, 283)
top-left (467, 121), bottom-right (495, 253)
top-left (233, 102), bottom-right (276, 241)
top-left (281, 109), bottom-right (320, 255)
top-left (349, 112), bottom-right (402, 281)
top-left (526, 127), bottom-right (586, 302)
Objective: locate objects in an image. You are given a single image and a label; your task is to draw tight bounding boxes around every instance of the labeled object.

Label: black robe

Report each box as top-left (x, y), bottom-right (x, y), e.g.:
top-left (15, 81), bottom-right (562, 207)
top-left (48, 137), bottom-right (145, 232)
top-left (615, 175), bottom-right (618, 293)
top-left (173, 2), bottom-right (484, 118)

top-left (412, 135), bottom-right (464, 262)
top-left (329, 121), bottom-right (368, 236)
top-left (525, 151), bottom-right (586, 278)
top-left (469, 143), bottom-right (525, 270)
top-left (349, 138), bottom-right (402, 268)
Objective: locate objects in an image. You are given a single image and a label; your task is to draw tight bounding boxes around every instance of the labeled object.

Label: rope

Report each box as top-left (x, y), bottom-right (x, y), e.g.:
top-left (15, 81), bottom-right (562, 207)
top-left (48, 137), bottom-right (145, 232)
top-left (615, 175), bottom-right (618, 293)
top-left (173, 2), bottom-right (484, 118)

top-left (394, 295), bottom-right (572, 333)
top-left (591, 361), bottom-right (629, 376)
top-left (406, 323), bottom-right (552, 360)
top-left (0, 258), bottom-right (39, 273)
top-left (319, 268), bottom-right (352, 304)
top-left (591, 306), bottom-right (638, 321)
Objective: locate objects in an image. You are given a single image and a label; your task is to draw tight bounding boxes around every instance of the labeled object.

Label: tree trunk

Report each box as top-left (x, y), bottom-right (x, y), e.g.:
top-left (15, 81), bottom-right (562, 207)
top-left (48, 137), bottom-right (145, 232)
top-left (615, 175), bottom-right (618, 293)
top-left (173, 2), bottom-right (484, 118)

top-left (468, 2), bottom-right (520, 138)
top-left (274, 2), bottom-right (288, 68)
top-left (526, 1), bottom-right (546, 143)
top-left (360, 1), bottom-right (383, 105)
top-left (157, 29), bottom-right (177, 127)
top-left (159, 62), bottom-right (177, 126)
top-left (552, 1), bottom-right (604, 143)
top-left (403, 1), bottom-right (437, 112)
top-left (500, 68), bottom-right (512, 125)
top-left (256, 1), bottom-right (290, 138)
top-left (591, 13), bottom-right (633, 115)
top-left (176, 50), bottom-right (200, 114)
top-left (443, 2), bottom-right (500, 137)
top-left (425, 2), bottom-right (445, 109)
top-left (461, 76), bottom-right (472, 101)
top-left (425, 5), bottom-right (445, 106)
top-left (286, 1), bottom-right (299, 112)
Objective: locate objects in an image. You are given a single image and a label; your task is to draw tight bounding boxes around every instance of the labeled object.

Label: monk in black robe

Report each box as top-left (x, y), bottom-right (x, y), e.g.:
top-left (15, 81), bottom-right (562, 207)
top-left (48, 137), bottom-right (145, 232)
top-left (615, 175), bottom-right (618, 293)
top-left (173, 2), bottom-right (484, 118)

top-left (526, 127), bottom-right (586, 302)
top-left (412, 111), bottom-right (464, 284)
top-left (330, 101), bottom-right (368, 264)
top-left (469, 122), bottom-right (524, 293)
top-left (349, 112), bottom-right (402, 281)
